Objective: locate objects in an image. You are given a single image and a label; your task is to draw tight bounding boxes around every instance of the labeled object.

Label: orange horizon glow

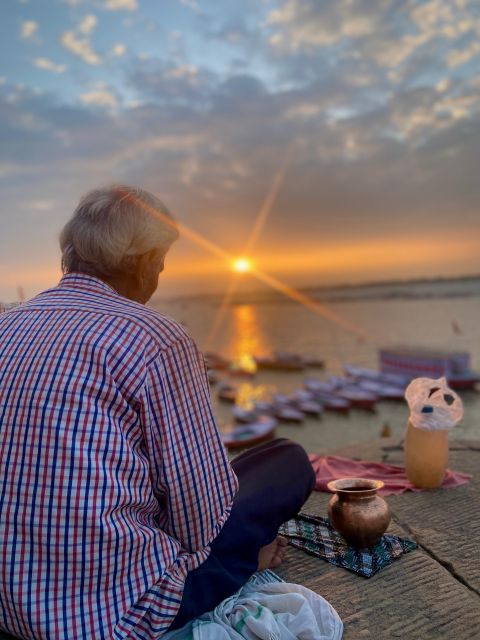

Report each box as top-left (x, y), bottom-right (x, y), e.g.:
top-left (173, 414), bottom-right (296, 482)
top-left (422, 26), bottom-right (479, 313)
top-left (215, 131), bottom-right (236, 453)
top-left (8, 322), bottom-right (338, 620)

top-left (3, 233), bottom-right (479, 299)
top-left (164, 234), bottom-right (480, 280)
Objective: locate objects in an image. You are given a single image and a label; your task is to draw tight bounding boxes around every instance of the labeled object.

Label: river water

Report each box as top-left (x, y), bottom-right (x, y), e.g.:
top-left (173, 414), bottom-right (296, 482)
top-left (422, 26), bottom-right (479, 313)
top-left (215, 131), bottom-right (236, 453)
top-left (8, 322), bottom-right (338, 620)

top-left (153, 279), bottom-right (480, 453)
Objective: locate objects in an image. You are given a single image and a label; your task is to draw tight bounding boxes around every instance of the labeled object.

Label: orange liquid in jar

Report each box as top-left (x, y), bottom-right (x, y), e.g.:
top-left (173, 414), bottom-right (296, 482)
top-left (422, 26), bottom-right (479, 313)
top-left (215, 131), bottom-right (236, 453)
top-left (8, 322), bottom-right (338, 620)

top-left (404, 420), bottom-right (448, 489)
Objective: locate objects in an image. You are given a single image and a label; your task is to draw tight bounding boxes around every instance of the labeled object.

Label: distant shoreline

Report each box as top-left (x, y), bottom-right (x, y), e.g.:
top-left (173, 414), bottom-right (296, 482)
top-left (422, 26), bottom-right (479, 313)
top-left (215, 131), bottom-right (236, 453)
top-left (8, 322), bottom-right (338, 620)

top-left (157, 273), bottom-right (480, 305)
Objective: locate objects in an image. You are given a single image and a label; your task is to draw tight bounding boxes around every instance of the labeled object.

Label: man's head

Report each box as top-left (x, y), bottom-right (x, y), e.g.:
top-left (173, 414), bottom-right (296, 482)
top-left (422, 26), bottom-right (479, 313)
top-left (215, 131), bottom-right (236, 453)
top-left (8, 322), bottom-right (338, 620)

top-left (60, 185), bottom-right (179, 303)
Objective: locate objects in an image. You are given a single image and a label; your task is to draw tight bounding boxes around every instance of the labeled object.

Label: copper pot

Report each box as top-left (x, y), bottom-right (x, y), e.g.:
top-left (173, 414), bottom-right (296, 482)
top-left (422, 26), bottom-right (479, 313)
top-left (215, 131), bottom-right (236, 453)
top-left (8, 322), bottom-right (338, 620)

top-left (327, 477), bottom-right (391, 549)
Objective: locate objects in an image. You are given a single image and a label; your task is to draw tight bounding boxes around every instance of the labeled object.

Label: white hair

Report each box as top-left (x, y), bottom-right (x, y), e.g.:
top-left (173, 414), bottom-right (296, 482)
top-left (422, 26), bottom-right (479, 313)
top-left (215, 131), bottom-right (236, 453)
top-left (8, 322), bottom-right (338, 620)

top-left (60, 185), bottom-right (179, 276)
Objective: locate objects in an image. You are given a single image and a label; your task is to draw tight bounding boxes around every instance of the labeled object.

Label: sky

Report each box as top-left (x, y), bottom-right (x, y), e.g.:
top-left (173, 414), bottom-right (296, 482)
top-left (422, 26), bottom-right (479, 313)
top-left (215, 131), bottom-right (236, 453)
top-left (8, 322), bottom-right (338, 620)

top-left (1, 0), bottom-right (480, 301)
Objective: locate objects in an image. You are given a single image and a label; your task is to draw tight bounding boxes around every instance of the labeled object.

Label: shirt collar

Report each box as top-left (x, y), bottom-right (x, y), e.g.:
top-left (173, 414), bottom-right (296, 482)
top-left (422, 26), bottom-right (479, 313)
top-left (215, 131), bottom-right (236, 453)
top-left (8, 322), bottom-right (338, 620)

top-left (58, 272), bottom-right (120, 297)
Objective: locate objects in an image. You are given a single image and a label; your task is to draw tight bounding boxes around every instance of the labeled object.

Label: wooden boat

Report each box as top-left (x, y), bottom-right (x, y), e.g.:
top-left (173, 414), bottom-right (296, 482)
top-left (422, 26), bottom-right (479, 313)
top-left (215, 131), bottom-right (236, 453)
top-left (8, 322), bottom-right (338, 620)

top-left (292, 389), bottom-right (315, 402)
top-left (254, 351), bottom-right (305, 372)
top-left (232, 406), bottom-right (258, 423)
top-left (379, 347), bottom-right (479, 390)
top-left (274, 406), bottom-right (305, 423)
top-left (344, 363), bottom-right (409, 387)
top-left (356, 379), bottom-right (405, 401)
top-left (205, 352), bottom-right (229, 371)
top-left (217, 383), bottom-right (237, 403)
top-left (313, 392), bottom-right (350, 414)
top-left (228, 355), bottom-right (257, 377)
top-left (272, 393), bottom-right (292, 405)
top-left (254, 356), bottom-right (305, 372)
top-left (296, 400), bottom-right (323, 417)
top-left (207, 370), bottom-right (219, 385)
top-left (322, 376), bottom-right (378, 411)
top-left (253, 401), bottom-right (275, 415)
top-left (303, 356), bottom-right (325, 369)
top-left (344, 363), bottom-right (381, 381)
top-left (334, 388), bottom-right (377, 411)
top-left (304, 378), bottom-right (336, 394)
top-left (222, 416), bottom-right (277, 450)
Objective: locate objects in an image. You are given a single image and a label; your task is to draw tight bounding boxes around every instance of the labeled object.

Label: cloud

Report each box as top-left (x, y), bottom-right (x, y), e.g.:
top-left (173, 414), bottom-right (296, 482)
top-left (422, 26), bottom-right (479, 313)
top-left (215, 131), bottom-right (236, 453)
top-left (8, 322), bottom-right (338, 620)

top-left (60, 30), bottom-right (101, 65)
top-left (80, 89), bottom-right (118, 108)
top-left (179, 0), bottom-right (200, 12)
top-left (447, 39), bottom-right (480, 67)
top-left (3, 1), bottom-right (480, 297)
top-left (266, 0), bottom-right (378, 52)
top-left (34, 58), bottom-right (67, 74)
top-left (104, 0), bottom-right (138, 10)
top-left (165, 64), bottom-right (199, 81)
top-left (266, 0), bottom-right (480, 81)
top-left (129, 60), bottom-right (214, 104)
top-left (60, 13), bottom-right (101, 64)
top-left (78, 14), bottom-right (98, 35)
top-left (20, 20), bottom-right (38, 39)
top-left (111, 43), bottom-right (126, 57)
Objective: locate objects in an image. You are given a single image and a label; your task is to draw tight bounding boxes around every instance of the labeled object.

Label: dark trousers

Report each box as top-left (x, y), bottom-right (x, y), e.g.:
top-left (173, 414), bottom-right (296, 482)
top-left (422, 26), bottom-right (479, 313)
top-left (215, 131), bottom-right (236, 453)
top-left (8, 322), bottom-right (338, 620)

top-left (169, 438), bottom-right (316, 630)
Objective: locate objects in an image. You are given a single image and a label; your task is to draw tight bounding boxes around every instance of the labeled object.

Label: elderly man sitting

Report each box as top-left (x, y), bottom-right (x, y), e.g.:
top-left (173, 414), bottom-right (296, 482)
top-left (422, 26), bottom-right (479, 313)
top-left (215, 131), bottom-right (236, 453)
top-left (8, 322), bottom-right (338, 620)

top-left (0, 186), bottom-right (314, 640)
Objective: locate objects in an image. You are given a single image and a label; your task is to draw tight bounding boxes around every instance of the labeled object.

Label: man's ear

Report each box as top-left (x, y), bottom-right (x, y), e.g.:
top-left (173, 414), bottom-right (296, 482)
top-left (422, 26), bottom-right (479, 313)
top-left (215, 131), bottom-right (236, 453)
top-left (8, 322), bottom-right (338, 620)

top-left (137, 249), bottom-right (158, 274)
top-left (135, 249), bottom-right (158, 279)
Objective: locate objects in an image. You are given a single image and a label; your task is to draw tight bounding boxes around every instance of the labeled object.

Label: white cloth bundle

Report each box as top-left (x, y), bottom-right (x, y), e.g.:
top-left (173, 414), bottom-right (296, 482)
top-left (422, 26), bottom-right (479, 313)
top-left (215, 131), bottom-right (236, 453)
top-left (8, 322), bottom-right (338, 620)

top-left (164, 572), bottom-right (343, 640)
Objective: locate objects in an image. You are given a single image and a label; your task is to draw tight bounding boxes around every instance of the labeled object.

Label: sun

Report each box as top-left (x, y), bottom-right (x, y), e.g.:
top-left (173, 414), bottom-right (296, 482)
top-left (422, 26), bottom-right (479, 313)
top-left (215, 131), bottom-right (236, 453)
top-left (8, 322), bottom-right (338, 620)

top-left (231, 257), bottom-right (253, 273)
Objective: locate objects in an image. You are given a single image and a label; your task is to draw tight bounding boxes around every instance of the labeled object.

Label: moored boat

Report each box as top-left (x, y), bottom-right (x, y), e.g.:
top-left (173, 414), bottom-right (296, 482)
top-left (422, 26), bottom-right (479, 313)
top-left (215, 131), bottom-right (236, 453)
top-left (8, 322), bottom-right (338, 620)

top-left (304, 377), bottom-right (336, 394)
top-left (222, 416), bottom-right (277, 450)
top-left (356, 379), bottom-right (405, 401)
top-left (274, 406), bottom-right (305, 423)
top-left (254, 354), bottom-right (305, 372)
top-left (334, 387), bottom-right (377, 411)
top-left (296, 400), bottom-right (323, 417)
top-left (205, 352), bottom-right (229, 370)
top-left (343, 363), bottom-right (409, 387)
top-left (232, 406), bottom-right (258, 423)
top-left (311, 392), bottom-right (350, 414)
top-left (217, 383), bottom-right (238, 403)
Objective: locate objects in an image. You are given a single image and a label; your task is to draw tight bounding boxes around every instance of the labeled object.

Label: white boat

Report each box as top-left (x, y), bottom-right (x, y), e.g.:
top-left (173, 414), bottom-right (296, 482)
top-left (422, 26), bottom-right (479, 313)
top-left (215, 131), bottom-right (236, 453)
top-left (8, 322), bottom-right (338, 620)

top-left (311, 392), bottom-right (350, 414)
top-left (292, 389), bottom-right (316, 403)
top-left (356, 379), bottom-right (405, 401)
top-left (272, 393), bottom-right (292, 405)
top-left (222, 416), bottom-right (277, 450)
top-left (296, 400), bottom-right (323, 417)
top-left (344, 363), bottom-right (380, 381)
top-left (307, 375), bottom-right (377, 411)
top-left (304, 377), bottom-right (336, 394)
top-left (253, 401), bottom-right (275, 415)
top-left (343, 363), bottom-right (409, 388)
top-left (232, 406), bottom-right (258, 423)
top-left (274, 406), bottom-right (305, 423)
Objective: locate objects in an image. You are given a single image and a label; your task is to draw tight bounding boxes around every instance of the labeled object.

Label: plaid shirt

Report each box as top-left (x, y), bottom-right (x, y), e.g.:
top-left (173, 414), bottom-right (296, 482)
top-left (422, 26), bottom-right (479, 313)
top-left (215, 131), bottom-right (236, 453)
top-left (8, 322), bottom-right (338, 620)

top-left (0, 273), bottom-right (238, 639)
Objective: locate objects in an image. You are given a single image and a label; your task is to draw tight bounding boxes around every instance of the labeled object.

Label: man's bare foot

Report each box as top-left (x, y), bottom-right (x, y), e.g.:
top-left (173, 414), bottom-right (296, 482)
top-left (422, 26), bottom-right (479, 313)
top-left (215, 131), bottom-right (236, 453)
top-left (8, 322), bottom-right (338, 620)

top-left (257, 536), bottom-right (288, 571)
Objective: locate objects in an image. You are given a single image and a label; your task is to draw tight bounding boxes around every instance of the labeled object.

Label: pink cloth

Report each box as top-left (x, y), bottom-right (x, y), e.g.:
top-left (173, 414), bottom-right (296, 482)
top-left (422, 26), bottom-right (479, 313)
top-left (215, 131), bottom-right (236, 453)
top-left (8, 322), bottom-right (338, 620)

top-left (309, 454), bottom-right (472, 496)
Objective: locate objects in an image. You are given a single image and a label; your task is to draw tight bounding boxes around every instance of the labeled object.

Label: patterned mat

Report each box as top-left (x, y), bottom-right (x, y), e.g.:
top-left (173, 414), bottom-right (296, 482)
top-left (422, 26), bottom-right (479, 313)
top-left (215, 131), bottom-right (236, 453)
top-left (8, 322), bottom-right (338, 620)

top-left (280, 511), bottom-right (417, 578)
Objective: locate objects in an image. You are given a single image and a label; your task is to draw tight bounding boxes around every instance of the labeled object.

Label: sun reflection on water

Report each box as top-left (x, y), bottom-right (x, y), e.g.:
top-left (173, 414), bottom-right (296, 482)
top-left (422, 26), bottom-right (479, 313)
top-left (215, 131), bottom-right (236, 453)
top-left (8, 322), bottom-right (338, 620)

top-left (235, 382), bottom-right (277, 410)
top-left (229, 304), bottom-right (269, 361)
top-left (227, 304), bottom-right (275, 408)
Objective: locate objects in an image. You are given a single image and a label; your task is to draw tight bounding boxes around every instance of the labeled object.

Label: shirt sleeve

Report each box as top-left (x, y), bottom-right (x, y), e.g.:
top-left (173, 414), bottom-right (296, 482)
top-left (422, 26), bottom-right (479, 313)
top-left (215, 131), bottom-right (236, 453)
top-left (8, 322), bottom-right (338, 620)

top-left (141, 334), bottom-right (239, 553)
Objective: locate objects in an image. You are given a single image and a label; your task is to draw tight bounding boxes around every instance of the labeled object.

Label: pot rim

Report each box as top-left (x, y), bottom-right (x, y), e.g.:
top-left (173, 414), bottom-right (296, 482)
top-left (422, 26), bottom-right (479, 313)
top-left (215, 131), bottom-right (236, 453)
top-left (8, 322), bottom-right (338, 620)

top-left (327, 477), bottom-right (384, 495)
